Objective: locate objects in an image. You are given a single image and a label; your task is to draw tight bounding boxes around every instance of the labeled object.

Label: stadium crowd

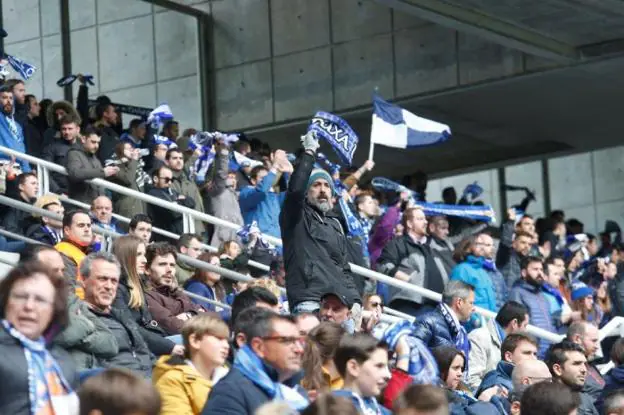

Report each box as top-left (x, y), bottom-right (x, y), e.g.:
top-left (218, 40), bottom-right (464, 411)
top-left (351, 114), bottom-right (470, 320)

top-left (0, 75), bottom-right (623, 415)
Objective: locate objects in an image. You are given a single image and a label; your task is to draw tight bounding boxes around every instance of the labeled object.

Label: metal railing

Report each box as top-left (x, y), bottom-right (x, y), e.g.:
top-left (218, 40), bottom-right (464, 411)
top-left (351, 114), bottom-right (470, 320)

top-left (1, 145), bottom-right (622, 343)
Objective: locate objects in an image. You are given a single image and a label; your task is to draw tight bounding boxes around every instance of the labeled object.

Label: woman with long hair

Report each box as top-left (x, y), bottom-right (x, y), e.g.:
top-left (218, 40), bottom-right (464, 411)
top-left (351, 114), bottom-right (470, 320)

top-left (301, 322), bottom-right (346, 395)
top-left (112, 235), bottom-right (181, 356)
top-left (184, 252), bottom-right (229, 319)
top-left (570, 281), bottom-right (601, 324)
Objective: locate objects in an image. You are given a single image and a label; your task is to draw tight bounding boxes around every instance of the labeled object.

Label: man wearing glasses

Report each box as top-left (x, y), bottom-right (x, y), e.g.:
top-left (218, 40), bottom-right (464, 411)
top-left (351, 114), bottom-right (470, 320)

top-left (147, 165), bottom-right (195, 242)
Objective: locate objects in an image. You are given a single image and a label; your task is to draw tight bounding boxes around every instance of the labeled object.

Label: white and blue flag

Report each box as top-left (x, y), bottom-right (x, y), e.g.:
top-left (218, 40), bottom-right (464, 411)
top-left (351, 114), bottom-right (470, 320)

top-left (370, 95), bottom-right (451, 149)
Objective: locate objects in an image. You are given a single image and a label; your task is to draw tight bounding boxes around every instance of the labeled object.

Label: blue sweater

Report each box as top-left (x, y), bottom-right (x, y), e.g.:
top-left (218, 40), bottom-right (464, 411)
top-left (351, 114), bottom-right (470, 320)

top-left (0, 113), bottom-right (30, 172)
top-left (183, 279), bottom-right (230, 321)
top-left (239, 171), bottom-right (286, 239)
top-left (451, 256), bottom-right (497, 312)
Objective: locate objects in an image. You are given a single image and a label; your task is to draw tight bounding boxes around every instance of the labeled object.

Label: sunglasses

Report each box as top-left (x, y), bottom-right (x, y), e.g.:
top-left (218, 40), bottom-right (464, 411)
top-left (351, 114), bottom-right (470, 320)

top-left (159, 177), bottom-right (173, 183)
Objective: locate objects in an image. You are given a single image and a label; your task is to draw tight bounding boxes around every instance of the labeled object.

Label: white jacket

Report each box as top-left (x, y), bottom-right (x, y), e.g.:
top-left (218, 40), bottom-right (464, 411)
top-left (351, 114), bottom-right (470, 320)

top-left (467, 317), bottom-right (503, 390)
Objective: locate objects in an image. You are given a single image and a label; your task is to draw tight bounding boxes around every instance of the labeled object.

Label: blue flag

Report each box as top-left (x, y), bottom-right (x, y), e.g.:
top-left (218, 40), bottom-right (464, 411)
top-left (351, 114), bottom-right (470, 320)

top-left (308, 111), bottom-right (358, 166)
top-left (7, 55), bottom-right (36, 80)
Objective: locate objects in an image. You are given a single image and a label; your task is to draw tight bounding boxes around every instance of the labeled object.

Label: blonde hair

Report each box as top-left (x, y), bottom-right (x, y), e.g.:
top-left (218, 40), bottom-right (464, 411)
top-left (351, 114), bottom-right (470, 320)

top-left (112, 235), bottom-right (145, 309)
top-left (248, 277), bottom-right (281, 299)
top-left (182, 313), bottom-right (229, 359)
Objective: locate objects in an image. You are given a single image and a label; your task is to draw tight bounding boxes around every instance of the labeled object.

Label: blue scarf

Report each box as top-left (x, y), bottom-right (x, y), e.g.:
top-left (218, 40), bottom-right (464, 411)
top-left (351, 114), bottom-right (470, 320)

top-left (56, 74), bottom-right (95, 87)
top-left (438, 304), bottom-right (470, 376)
top-left (333, 390), bottom-right (385, 415)
top-left (374, 320), bottom-right (439, 385)
top-left (495, 322), bottom-right (506, 344)
top-left (2, 320), bottom-right (75, 415)
top-left (542, 283), bottom-right (564, 306)
top-left (308, 111), bottom-right (358, 165)
top-left (7, 55), bottom-right (36, 80)
top-left (482, 258), bottom-right (498, 272)
top-left (233, 345), bottom-right (308, 411)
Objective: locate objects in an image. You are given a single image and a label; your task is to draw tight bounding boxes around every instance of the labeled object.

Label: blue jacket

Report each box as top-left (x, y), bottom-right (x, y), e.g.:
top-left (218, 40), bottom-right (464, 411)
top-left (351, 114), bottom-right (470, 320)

top-left (0, 112), bottom-right (30, 172)
top-left (485, 265), bottom-right (509, 311)
top-left (451, 256), bottom-right (497, 312)
top-left (509, 280), bottom-right (555, 358)
top-left (596, 366), bottom-right (624, 414)
top-left (447, 389), bottom-right (504, 415)
top-left (476, 361), bottom-right (514, 398)
top-left (412, 307), bottom-right (456, 349)
top-left (239, 170), bottom-right (285, 239)
top-left (202, 366), bottom-right (271, 415)
top-left (332, 390), bottom-right (390, 415)
top-left (183, 279), bottom-right (230, 321)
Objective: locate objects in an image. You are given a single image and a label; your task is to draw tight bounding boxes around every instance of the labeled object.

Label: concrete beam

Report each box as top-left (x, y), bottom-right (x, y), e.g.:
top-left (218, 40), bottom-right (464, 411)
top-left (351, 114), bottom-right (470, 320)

top-left (373, 0), bottom-right (579, 63)
top-left (138, 0), bottom-right (209, 17)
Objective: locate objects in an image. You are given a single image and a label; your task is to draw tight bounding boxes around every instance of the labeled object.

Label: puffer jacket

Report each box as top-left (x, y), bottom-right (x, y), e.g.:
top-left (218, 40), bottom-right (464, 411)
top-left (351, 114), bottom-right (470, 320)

top-left (484, 264), bottom-right (509, 310)
top-left (467, 318), bottom-right (503, 390)
top-left (476, 360), bottom-right (514, 398)
top-left (451, 256), bottom-right (497, 312)
top-left (411, 306), bottom-right (456, 349)
top-left (65, 142), bottom-right (106, 203)
top-left (280, 152), bottom-right (360, 309)
top-left (240, 170), bottom-right (285, 239)
top-left (153, 354), bottom-right (228, 415)
top-left (596, 365), bottom-right (624, 414)
top-left (509, 280), bottom-right (555, 358)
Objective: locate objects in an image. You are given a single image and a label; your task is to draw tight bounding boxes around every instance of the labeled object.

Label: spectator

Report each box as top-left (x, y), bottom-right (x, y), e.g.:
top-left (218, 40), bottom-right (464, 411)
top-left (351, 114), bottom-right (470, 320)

top-left (1, 172), bottom-right (38, 234)
top-left (467, 300), bottom-right (529, 389)
top-left (509, 256), bottom-right (555, 358)
top-left (23, 94), bottom-right (43, 158)
top-left (42, 114), bottom-right (80, 194)
top-left (175, 233), bottom-right (203, 285)
top-left (93, 101), bottom-right (119, 164)
top-left (229, 286), bottom-right (279, 331)
top-left (497, 209), bottom-right (533, 287)
top-left (598, 338), bottom-right (624, 413)
top-left (147, 165), bottom-right (195, 241)
top-left (0, 84), bottom-right (30, 173)
top-left (354, 192), bottom-right (379, 255)
top-left (42, 99), bottom-right (79, 149)
top-left (566, 322), bottom-right (604, 402)
top-left (91, 195), bottom-right (121, 249)
top-left (146, 142), bottom-right (168, 174)
top-left (300, 394), bottom-right (358, 415)
top-left (153, 313), bottom-right (230, 415)
top-left (295, 312), bottom-right (320, 336)
top-left (112, 235), bottom-right (179, 357)
top-left (0, 261), bottom-right (79, 415)
top-left (475, 232), bottom-right (509, 309)
top-left (280, 133), bottom-right (360, 313)
top-left (543, 255), bottom-right (574, 328)
top-left (427, 215), bottom-right (455, 276)
top-left (602, 390), bottom-right (624, 415)
top-left (166, 148), bottom-right (205, 233)
top-left (450, 235), bottom-right (497, 313)
top-left (26, 244), bottom-right (66, 280)
top-left (144, 242), bottom-right (204, 335)
top-left (55, 210), bottom-right (95, 299)
top-left (319, 291), bottom-right (353, 331)
top-left (411, 280), bottom-right (474, 352)
top-left (520, 381), bottom-right (580, 415)
top-left (184, 252), bottom-right (229, 319)
top-left (476, 333), bottom-right (538, 399)
top-left (377, 206), bottom-right (448, 317)
top-left (128, 213), bottom-right (152, 245)
top-left (368, 191), bottom-right (409, 270)
top-left (105, 141), bottom-right (149, 219)
top-left (545, 341), bottom-right (599, 415)
top-left (393, 384), bottom-right (449, 415)
top-left (240, 151), bottom-right (290, 239)
top-left (203, 312), bottom-right (307, 414)
top-left (66, 125), bottom-right (119, 204)
top-left (78, 368), bottom-right (161, 415)
top-left (161, 120), bottom-right (179, 142)
top-left (332, 333), bottom-right (391, 414)
top-left (205, 139), bottom-right (244, 247)
top-left (570, 281), bottom-right (600, 324)
top-left (301, 322), bottom-right (346, 393)
top-left (120, 118), bottom-right (147, 148)
top-left (4, 79), bottom-right (26, 127)
top-left (81, 252), bottom-right (153, 376)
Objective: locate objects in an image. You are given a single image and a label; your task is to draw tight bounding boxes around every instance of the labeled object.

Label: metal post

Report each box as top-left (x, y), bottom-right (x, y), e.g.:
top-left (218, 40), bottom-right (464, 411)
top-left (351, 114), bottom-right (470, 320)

top-left (60, 0), bottom-right (73, 102)
top-left (541, 159), bottom-right (552, 215)
top-left (497, 167), bottom-right (507, 214)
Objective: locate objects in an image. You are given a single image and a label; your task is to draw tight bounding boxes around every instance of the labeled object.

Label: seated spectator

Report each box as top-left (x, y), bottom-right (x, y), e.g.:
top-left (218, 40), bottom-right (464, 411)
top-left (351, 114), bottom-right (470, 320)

top-left (147, 165), bottom-right (195, 241)
top-left (508, 359), bottom-right (553, 414)
top-left (184, 252), bottom-right (228, 318)
top-left (497, 209), bottom-right (533, 287)
top-left (392, 384), bottom-right (449, 415)
top-left (247, 277), bottom-right (286, 313)
top-left (319, 291), bottom-right (353, 332)
top-left (144, 242), bottom-right (204, 335)
top-left (128, 213), bottom-right (152, 245)
top-left (566, 322), bottom-right (603, 402)
top-left (26, 244), bottom-right (66, 280)
top-left (203, 312), bottom-right (307, 414)
top-left (78, 368), bottom-right (161, 415)
top-left (570, 281), bottom-right (600, 324)
top-left (1, 172), bottom-right (38, 234)
top-left (0, 261), bottom-right (79, 414)
top-left (412, 280), bottom-right (474, 353)
top-left (229, 286), bottom-right (280, 330)
top-left (81, 252), bottom-right (153, 377)
top-left (300, 394), bottom-right (358, 415)
top-left (219, 239), bottom-right (247, 270)
top-left (520, 382), bottom-right (580, 415)
top-left (42, 114), bottom-right (80, 194)
top-left (105, 141), bottom-right (149, 219)
top-left (0, 84), bottom-right (30, 173)
top-left (26, 194), bottom-right (64, 245)
top-left (602, 390), bottom-right (624, 415)
top-left (66, 125), bottom-right (119, 204)
top-left (112, 235), bottom-right (179, 357)
top-left (509, 256), bottom-right (555, 357)
top-left (166, 148), bottom-right (205, 233)
top-left (153, 313), bottom-right (230, 415)
top-left (175, 233), bottom-right (203, 285)
top-left (146, 142), bottom-right (168, 174)
top-left (91, 195), bottom-right (121, 248)
top-left (301, 322), bottom-right (346, 393)
top-left (598, 338), bottom-right (624, 413)
top-left (545, 341), bottom-right (599, 415)
top-left (476, 333), bottom-right (538, 399)
top-left (295, 312), bottom-right (320, 336)
top-left (467, 300), bottom-right (529, 389)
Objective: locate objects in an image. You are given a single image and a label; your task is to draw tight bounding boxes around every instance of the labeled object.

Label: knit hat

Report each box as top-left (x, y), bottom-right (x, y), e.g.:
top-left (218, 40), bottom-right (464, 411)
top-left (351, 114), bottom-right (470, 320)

top-left (307, 168), bottom-right (334, 193)
top-left (571, 280), bottom-right (594, 301)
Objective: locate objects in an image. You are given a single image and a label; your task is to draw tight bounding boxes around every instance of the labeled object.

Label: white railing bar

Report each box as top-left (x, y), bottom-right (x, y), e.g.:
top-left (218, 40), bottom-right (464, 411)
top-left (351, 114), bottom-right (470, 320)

top-left (383, 306), bottom-right (416, 322)
top-left (183, 290), bottom-right (232, 310)
top-left (0, 228), bottom-right (46, 246)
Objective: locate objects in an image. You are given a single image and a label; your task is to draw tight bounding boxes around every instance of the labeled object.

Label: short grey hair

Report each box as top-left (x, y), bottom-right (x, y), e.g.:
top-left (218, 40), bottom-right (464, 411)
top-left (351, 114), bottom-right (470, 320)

top-left (442, 280), bottom-right (474, 306)
top-left (80, 251), bottom-right (121, 279)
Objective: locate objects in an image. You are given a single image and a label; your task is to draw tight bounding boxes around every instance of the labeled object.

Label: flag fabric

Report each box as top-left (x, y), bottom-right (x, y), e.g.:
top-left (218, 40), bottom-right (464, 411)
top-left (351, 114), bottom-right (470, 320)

top-left (371, 95), bottom-right (451, 149)
top-left (6, 55), bottom-right (36, 80)
top-left (308, 111), bottom-right (358, 166)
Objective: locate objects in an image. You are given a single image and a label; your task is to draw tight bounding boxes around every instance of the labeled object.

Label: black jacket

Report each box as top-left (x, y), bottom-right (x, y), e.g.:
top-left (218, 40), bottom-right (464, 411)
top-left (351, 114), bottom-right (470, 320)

top-left (280, 152), bottom-right (360, 309)
top-left (146, 187), bottom-right (195, 240)
top-left (24, 117), bottom-right (43, 159)
top-left (41, 137), bottom-right (74, 193)
top-left (25, 223), bottom-right (62, 245)
top-left (66, 143), bottom-right (106, 204)
top-left (94, 122), bottom-right (119, 165)
top-left (1, 195), bottom-right (37, 234)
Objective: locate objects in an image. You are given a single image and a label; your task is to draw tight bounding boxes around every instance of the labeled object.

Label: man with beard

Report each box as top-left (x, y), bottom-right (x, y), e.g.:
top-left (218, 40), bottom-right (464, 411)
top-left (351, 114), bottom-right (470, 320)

top-left (510, 256), bottom-right (555, 358)
top-left (0, 84), bottom-right (30, 172)
top-left (280, 131), bottom-right (360, 314)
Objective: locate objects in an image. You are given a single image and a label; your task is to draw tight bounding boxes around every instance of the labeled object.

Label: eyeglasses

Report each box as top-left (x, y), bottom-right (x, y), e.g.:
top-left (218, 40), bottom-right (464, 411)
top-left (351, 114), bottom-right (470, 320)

top-left (10, 292), bottom-right (54, 307)
top-left (369, 302), bottom-right (383, 308)
top-left (262, 336), bottom-right (305, 346)
top-left (159, 177), bottom-right (173, 183)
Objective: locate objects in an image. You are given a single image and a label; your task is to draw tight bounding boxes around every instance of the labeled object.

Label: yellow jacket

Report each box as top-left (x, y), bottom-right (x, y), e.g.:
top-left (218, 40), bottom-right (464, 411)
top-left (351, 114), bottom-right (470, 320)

top-left (153, 355), bottom-right (229, 415)
top-left (55, 241), bottom-right (86, 299)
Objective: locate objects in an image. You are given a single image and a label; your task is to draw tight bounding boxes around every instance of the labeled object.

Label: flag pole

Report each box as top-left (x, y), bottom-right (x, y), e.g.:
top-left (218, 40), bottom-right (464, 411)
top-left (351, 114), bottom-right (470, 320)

top-left (368, 141), bottom-right (375, 161)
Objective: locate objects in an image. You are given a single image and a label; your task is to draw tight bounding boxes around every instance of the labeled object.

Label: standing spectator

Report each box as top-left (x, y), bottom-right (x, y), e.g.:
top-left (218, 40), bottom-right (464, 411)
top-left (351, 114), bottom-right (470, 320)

top-left (509, 256), bottom-right (555, 358)
top-left (354, 192), bottom-right (379, 255)
top-left (0, 84), bottom-right (30, 172)
top-left (476, 232), bottom-right (509, 310)
top-left (26, 194), bottom-right (64, 245)
top-left (105, 141), bottom-right (149, 219)
top-left (42, 99), bottom-right (79, 149)
top-left (42, 114), bottom-right (80, 194)
top-left (120, 119), bottom-right (147, 149)
top-left (66, 125), bottom-right (119, 204)
top-left (5, 79), bottom-right (27, 129)
top-left (144, 243), bottom-right (204, 335)
top-left (546, 341), bottom-right (599, 415)
top-left (147, 166), bottom-right (195, 241)
top-left (93, 101), bottom-right (119, 164)
top-left (166, 148), bottom-right (205, 233)
top-left (497, 209), bottom-right (533, 287)
top-left (161, 120), bottom-right (179, 142)
top-left (0, 261), bottom-right (79, 415)
top-left (520, 382), bottom-right (581, 415)
top-left (369, 191), bottom-right (409, 270)
top-left (566, 322), bottom-right (604, 402)
top-left (175, 233), bottom-right (203, 285)
top-left (280, 133), bottom-right (360, 313)
top-left (129, 213), bottom-right (153, 245)
top-left (205, 139), bottom-right (244, 247)
top-left (1, 172), bottom-right (38, 234)
top-left (543, 255), bottom-right (574, 328)
top-left (55, 210), bottom-right (95, 299)
top-left (184, 252), bottom-right (229, 319)
top-left (203, 312), bottom-right (307, 414)
top-left (427, 215), bottom-right (456, 276)
top-left (23, 94), bottom-right (43, 158)
top-left (467, 300), bottom-right (529, 389)
top-left (377, 206), bottom-right (448, 317)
